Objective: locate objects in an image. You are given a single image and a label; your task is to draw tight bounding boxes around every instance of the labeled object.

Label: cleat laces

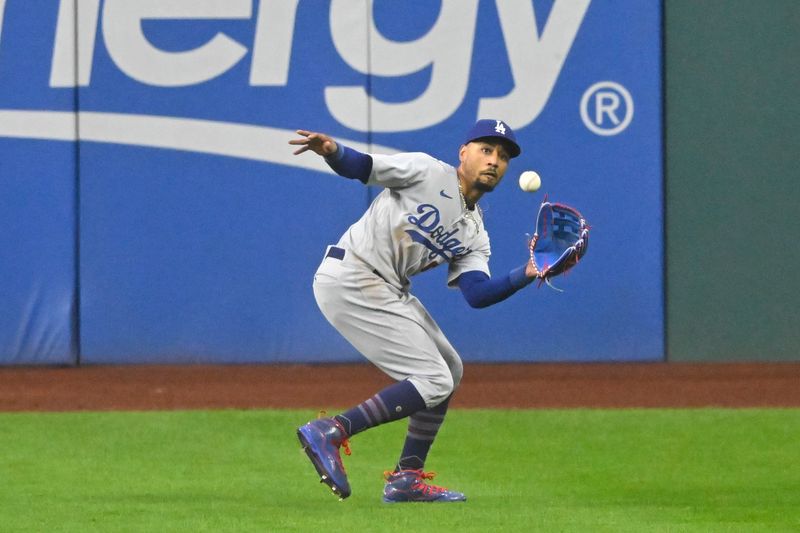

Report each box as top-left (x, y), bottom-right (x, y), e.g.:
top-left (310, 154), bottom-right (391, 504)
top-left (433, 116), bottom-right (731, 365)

top-left (340, 438), bottom-right (351, 456)
top-left (413, 471), bottom-right (447, 496)
top-left (385, 469), bottom-right (448, 495)
top-left (318, 410), bottom-right (351, 457)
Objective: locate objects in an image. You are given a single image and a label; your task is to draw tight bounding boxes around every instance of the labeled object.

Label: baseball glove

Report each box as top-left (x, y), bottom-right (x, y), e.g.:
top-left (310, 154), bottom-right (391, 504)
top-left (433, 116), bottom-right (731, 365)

top-left (528, 197), bottom-right (589, 290)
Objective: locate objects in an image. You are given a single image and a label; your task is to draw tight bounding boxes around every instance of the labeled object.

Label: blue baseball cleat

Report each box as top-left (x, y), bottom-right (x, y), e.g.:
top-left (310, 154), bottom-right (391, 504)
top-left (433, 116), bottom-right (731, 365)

top-left (297, 418), bottom-right (352, 500)
top-left (382, 469), bottom-right (466, 503)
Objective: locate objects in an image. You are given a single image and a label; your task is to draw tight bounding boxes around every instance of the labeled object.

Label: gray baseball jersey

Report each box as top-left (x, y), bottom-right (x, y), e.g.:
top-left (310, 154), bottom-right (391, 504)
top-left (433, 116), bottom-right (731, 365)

top-left (313, 151), bottom-right (491, 407)
top-left (337, 152), bottom-right (491, 291)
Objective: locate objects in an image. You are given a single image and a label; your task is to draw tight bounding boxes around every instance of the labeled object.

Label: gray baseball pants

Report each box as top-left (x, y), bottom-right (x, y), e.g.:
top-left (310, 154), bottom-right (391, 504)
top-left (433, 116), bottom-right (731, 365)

top-left (312, 247), bottom-right (463, 408)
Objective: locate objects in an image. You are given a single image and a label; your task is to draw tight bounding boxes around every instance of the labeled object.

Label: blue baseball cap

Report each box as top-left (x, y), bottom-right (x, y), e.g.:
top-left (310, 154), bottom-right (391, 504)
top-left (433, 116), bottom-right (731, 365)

top-left (462, 119), bottom-right (521, 158)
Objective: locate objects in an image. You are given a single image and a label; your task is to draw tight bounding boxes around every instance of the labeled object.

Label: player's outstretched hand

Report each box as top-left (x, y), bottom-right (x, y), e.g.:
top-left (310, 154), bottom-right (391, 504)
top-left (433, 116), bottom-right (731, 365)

top-left (289, 130), bottom-right (338, 157)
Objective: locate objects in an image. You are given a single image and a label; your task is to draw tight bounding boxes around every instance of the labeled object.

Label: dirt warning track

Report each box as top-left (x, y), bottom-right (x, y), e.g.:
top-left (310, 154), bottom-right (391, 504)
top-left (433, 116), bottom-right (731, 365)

top-left (1, 362), bottom-right (799, 412)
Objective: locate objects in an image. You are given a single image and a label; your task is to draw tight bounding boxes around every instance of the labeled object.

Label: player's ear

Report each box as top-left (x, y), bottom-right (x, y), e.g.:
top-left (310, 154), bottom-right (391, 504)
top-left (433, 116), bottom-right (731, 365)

top-left (458, 143), bottom-right (468, 162)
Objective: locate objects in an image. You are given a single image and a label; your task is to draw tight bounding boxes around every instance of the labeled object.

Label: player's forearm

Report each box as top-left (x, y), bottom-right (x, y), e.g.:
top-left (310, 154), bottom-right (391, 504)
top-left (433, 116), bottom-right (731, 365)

top-left (457, 267), bottom-right (534, 308)
top-left (324, 143), bottom-right (372, 183)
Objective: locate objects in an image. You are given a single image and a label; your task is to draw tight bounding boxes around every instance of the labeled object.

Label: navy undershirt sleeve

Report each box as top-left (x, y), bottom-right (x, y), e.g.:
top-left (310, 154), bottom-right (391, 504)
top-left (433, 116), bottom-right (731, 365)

top-left (457, 266), bottom-right (534, 308)
top-left (324, 143), bottom-right (372, 183)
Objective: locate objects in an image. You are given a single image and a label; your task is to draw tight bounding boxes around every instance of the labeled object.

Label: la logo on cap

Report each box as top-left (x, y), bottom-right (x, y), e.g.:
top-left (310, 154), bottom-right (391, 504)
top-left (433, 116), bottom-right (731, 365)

top-left (494, 120), bottom-right (507, 135)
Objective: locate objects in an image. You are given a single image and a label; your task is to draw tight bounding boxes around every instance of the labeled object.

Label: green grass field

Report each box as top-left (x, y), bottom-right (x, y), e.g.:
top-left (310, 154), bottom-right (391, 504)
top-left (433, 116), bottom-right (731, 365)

top-left (1, 409), bottom-right (798, 532)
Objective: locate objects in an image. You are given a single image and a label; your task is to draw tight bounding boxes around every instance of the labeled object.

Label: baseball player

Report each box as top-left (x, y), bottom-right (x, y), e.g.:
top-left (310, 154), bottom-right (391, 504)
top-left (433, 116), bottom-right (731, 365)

top-left (290, 120), bottom-right (540, 503)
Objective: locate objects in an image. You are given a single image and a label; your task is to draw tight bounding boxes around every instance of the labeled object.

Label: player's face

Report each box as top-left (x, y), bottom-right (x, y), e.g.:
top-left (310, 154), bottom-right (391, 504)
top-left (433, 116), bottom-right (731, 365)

top-left (459, 140), bottom-right (510, 193)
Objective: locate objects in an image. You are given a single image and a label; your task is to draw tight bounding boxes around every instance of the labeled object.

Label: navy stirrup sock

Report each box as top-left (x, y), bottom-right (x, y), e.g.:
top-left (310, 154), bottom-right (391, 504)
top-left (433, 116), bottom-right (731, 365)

top-left (396, 396), bottom-right (451, 471)
top-left (334, 379), bottom-right (426, 436)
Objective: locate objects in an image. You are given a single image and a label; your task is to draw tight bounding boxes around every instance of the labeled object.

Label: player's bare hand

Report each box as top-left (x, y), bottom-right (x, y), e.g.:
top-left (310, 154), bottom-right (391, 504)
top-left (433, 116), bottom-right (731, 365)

top-left (525, 259), bottom-right (542, 279)
top-left (289, 130), bottom-right (338, 157)
top-left (526, 234), bottom-right (543, 279)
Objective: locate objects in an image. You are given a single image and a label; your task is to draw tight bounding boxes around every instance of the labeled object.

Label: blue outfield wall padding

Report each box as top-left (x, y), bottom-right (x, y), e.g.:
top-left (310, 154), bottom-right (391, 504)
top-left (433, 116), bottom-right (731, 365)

top-left (0, 0), bottom-right (663, 363)
top-left (0, 1), bottom-right (77, 365)
top-left (77, 144), bottom-right (367, 363)
top-left (0, 140), bottom-right (77, 364)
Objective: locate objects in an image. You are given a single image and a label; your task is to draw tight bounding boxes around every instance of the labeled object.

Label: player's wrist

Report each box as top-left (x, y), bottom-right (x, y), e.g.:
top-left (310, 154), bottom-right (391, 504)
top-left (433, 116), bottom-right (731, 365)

top-left (509, 264), bottom-right (534, 289)
top-left (324, 141), bottom-right (343, 161)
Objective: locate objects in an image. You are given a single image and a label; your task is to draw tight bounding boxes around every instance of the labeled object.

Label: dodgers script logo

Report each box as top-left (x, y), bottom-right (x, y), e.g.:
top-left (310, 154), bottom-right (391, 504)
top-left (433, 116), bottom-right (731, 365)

top-left (406, 204), bottom-right (472, 261)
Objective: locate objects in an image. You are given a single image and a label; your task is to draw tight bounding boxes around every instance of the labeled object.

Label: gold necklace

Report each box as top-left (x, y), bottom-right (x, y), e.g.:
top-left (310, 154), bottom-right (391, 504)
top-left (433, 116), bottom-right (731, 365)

top-left (457, 175), bottom-right (481, 232)
top-left (457, 175), bottom-right (468, 211)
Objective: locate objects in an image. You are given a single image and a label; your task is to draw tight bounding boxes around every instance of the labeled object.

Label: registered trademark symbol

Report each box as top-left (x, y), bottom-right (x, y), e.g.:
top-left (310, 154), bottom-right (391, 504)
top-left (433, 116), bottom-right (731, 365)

top-left (580, 81), bottom-right (634, 136)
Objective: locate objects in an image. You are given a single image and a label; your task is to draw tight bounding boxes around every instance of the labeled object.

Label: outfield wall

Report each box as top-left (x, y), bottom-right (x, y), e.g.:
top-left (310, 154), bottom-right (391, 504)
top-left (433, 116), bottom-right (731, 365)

top-left (665, 0), bottom-right (800, 361)
top-left (0, 1), bottom-right (664, 365)
top-left (7, 1), bottom-right (791, 365)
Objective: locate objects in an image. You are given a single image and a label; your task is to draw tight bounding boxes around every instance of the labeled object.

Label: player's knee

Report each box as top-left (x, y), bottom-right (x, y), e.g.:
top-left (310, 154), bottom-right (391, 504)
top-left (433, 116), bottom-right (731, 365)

top-left (449, 358), bottom-right (464, 390)
top-left (426, 372), bottom-right (455, 406)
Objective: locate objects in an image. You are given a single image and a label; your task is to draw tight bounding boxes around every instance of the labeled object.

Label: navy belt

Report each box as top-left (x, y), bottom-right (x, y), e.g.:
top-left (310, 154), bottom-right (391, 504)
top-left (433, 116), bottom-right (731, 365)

top-left (326, 246), bottom-right (387, 282)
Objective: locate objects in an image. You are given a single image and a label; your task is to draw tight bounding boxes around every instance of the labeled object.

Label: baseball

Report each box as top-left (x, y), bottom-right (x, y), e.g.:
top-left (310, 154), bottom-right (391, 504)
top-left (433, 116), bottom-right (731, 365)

top-left (518, 170), bottom-right (541, 192)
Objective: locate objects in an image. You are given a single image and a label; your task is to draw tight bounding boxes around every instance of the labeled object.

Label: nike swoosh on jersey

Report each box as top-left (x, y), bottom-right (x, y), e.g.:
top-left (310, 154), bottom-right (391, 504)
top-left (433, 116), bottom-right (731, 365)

top-left (439, 190), bottom-right (453, 199)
